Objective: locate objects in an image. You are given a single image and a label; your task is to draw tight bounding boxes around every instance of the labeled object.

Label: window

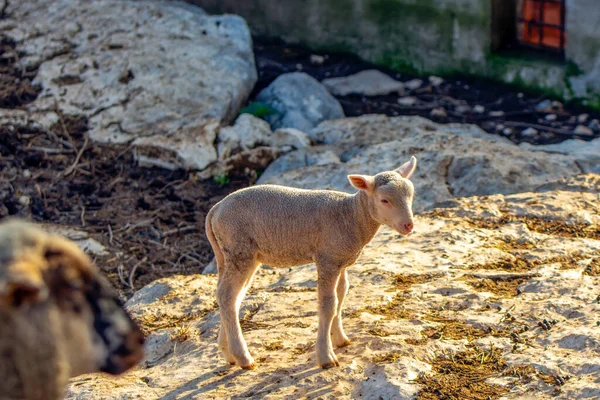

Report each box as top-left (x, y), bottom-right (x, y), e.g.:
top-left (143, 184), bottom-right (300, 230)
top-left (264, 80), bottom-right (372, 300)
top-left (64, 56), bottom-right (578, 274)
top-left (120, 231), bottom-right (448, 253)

top-left (518, 0), bottom-right (566, 54)
top-left (491, 0), bottom-right (566, 59)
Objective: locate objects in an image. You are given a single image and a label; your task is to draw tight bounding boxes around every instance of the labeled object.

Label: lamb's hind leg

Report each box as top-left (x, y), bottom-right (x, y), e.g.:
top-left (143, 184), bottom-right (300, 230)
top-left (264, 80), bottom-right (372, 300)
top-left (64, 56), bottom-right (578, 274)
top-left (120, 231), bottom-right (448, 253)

top-left (217, 257), bottom-right (259, 369)
top-left (332, 268), bottom-right (351, 348)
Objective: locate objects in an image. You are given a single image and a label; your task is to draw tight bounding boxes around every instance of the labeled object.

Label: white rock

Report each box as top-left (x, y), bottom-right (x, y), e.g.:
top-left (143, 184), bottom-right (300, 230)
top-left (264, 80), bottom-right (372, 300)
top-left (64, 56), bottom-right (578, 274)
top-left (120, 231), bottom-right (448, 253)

top-left (574, 124), bottom-right (594, 136)
top-left (397, 96), bottom-right (417, 106)
top-left (489, 110), bottom-right (504, 117)
top-left (578, 114), bottom-right (589, 123)
top-left (310, 54), bottom-right (325, 65)
top-left (521, 127), bottom-right (538, 137)
top-left (430, 108), bottom-right (447, 118)
top-left (259, 115), bottom-right (583, 210)
top-left (322, 69), bottom-right (405, 96)
top-left (217, 114), bottom-right (272, 159)
top-left (404, 79), bottom-right (423, 91)
top-left (428, 76), bottom-right (444, 87)
top-left (503, 127), bottom-right (513, 135)
top-left (473, 105), bottom-right (485, 113)
top-left (454, 105), bottom-right (471, 114)
top-left (272, 128), bottom-right (312, 150)
top-left (545, 114), bottom-right (558, 121)
top-left (15, 0), bottom-right (256, 170)
top-left (133, 121), bottom-right (219, 170)
top-left (257, 72), bottom-right (345, 131)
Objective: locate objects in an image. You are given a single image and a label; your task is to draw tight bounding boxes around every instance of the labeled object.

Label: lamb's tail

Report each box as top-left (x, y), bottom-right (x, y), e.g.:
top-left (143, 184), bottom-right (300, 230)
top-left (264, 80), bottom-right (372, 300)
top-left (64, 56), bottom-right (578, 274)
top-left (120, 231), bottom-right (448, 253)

top-left (205, 206), bottom-right (224, 274)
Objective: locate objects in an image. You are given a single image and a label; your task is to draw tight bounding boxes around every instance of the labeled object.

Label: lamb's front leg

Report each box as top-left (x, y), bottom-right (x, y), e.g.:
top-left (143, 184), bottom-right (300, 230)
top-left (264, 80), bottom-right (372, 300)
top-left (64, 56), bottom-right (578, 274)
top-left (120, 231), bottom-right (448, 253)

top-left (332, 268), bottom-right (350, 348)
top-left (316, 265), bottom-right (341, 369)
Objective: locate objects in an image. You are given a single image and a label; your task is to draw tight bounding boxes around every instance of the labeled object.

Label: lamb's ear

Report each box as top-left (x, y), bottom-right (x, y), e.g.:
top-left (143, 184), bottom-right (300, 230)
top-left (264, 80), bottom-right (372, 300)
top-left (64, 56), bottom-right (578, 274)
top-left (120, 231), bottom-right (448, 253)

top-left (0, 262), bottom-right (48, 307)
top-left (348, 174), bottom-right (374, 191)
top-left (395, 156), bottom-right (417, 179)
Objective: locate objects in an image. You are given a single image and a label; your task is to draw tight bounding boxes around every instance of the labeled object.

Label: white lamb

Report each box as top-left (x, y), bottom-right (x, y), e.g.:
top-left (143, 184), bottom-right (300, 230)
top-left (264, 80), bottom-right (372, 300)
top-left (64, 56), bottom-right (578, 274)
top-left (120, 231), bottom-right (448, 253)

top-left (206, 156), bottom-right (417, 369)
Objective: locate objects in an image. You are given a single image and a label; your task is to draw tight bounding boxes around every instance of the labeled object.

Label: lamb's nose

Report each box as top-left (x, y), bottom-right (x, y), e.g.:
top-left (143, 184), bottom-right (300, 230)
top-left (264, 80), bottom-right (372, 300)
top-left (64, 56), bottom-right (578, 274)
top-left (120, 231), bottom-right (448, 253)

top-left (403, 223), bottom-right (414, 233)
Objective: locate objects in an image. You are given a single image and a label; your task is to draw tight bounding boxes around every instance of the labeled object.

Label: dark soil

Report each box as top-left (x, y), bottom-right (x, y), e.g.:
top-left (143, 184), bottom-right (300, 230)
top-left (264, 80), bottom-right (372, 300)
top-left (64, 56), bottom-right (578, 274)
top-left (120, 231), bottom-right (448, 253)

top-left (253, 37), bottom-right (600, 146)
top-left (0, 36), bottom-right (40, 108)
top-left (0, 115), bottom-right (247, 296)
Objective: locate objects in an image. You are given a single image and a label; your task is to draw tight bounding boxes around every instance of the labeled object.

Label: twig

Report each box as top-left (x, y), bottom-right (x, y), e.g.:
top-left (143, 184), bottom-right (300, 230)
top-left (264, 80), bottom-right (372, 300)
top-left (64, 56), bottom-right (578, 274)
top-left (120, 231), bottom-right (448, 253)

top-left (107, 224), bottom-right (113, 245)
top-left (27, 146), bottom-right (74, 154)
top-left (80, 205), bottom-right (86, 227)
top-left (60, 134), bottom-right (88, 177)
top-left (161, 226), bottom-right (197, 237)
top-left (117, 265), bottom-right (131, 288)
top-left (128, 257), bottom-right (147, 291)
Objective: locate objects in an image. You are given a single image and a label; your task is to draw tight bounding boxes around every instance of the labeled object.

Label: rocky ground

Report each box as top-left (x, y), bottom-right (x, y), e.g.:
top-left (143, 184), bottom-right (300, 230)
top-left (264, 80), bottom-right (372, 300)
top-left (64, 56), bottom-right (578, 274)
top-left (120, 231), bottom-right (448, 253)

top-left (68, 174), bottom-right (600, 400)
top-left (0, 0), bottom-right (599, 399)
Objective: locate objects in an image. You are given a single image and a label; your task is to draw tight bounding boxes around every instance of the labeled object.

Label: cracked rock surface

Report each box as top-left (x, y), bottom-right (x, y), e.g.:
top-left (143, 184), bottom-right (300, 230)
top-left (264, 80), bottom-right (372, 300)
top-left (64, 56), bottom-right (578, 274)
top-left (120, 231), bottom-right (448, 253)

top-left (4, 0), bottom-right (256, 169)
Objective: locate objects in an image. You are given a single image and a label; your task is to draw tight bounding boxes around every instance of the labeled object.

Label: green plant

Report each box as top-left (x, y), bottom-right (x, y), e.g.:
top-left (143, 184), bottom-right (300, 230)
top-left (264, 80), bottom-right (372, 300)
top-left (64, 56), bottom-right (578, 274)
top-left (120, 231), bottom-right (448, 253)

top-left (213, 173), bottom-right (230, 187)
top-left (239, 101), bottom-right (277, 118)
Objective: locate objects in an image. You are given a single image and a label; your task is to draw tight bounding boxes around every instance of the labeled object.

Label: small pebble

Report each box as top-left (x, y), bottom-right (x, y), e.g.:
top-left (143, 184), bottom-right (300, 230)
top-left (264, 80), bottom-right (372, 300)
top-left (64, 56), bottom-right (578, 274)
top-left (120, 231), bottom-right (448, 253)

top-left (428, 76), bottom-right (444, 87)
top-left (502, 127), bottom-right (513, 136)
top-left (18, 196), bottom-right (30, 206)
top-left (309, 54), bottom-right (325, 65)
top-left (397, 96), bottom-right (417, 106)
top-left (578, 114), bottom-right (589, 123)
top-left (517, 93), bottom-right (524, 98)
top-left (574, 125), bottom-right (594, 136)
top-left (489, 110), bottom-right (504, 117)
top-left (23, 169), bottom-right (31, 178)
top-left (430, 108), bottom-right (447, 118)
top-left (521, 127), bottom-right (538, 137)
top-left (473, 105), bottom-right (485, 113)
top-left (295, 63), bottom-right (303, 71)
top-left (495, 124), bottom-right (505, 131)
top-left (545, 114), bottom-right (557, 121)
top-left (404, 79), bottom-right (423, 91)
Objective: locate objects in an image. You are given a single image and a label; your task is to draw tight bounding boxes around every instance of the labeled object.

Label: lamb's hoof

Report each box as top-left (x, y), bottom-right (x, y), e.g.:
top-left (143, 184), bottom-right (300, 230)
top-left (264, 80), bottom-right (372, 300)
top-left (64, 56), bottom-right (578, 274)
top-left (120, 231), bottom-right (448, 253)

top-left (241, 363), bottom-right (256, 370)
top-left (335, 339), bottom-right (351, 348)
top-left (320, 360), bottom-right (340, 369)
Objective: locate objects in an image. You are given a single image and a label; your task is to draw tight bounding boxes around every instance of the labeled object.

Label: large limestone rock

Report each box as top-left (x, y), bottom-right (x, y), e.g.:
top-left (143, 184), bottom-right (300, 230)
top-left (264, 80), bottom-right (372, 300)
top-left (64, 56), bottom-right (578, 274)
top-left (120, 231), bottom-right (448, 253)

top-left (6, 0), bottom-right (256, 169)
top-left (67, 175), bottom-right (600, 399)
top-left (258, 115), bottom-right (590, 212)
top-left (256, 72), bottom-right (345, 131)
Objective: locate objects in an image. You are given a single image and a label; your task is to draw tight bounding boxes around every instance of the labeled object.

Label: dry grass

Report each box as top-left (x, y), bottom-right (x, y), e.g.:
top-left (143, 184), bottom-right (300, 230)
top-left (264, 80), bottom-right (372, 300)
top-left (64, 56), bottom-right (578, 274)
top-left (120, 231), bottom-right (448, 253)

top-left (583, 257), bottom-right (600, 276)
top-left (373, 352), bottom-right (403, 364)
top-left (136, 308), bottom-right (213, 334)
top-left (362, 294), bottom-right (412, 319)
top-left (426, 210), bottom-right (600, 240)
top-left (170, 324), bottom-right (193, 343)
top-left (416, 345), bottom-right (510, 400)
top-left (292, 341), bottom-right (314, 356)
top-left (421, 320), bottom-right (491, 341)
top-left (463, 274), bottom-right (535, 298)
top-left (393, 273), bottom-right (444, 290)
top-left (264, 340), bottom-right (284, 351)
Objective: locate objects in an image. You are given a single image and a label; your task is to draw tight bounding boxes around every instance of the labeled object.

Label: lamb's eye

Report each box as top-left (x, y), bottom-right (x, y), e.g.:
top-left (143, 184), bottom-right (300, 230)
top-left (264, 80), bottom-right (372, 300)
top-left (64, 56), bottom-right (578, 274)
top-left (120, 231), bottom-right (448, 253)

top-left (381, 199), bottom-right (389, 204)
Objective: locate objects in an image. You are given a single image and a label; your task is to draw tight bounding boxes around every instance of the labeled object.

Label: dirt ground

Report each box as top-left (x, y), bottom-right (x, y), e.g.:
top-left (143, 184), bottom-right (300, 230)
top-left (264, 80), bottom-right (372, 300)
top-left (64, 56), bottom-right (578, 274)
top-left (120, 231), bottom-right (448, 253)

top-left (253, 37), bottom-right (600, 146)
top-left (2, 33), bottom-right (599, 299)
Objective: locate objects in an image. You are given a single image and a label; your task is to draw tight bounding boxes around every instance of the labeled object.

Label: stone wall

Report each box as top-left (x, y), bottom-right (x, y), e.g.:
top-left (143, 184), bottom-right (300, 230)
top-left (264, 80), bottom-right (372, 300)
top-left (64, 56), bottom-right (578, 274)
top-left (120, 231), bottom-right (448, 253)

top-left (187, 0), bottom-right (600, 108)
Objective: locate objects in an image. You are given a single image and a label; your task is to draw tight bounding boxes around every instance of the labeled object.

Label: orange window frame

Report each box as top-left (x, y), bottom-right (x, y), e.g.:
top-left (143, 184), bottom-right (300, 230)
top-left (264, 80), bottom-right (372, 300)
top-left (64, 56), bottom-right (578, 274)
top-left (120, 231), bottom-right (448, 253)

top-left (518, 0), bottom-right (566, 55)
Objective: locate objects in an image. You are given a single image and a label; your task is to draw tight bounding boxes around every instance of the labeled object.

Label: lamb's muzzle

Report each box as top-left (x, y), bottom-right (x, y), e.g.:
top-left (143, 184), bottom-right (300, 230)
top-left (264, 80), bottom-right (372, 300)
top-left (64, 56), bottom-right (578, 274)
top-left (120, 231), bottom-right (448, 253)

top-left (207, 156), bottom-right (418, 369)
